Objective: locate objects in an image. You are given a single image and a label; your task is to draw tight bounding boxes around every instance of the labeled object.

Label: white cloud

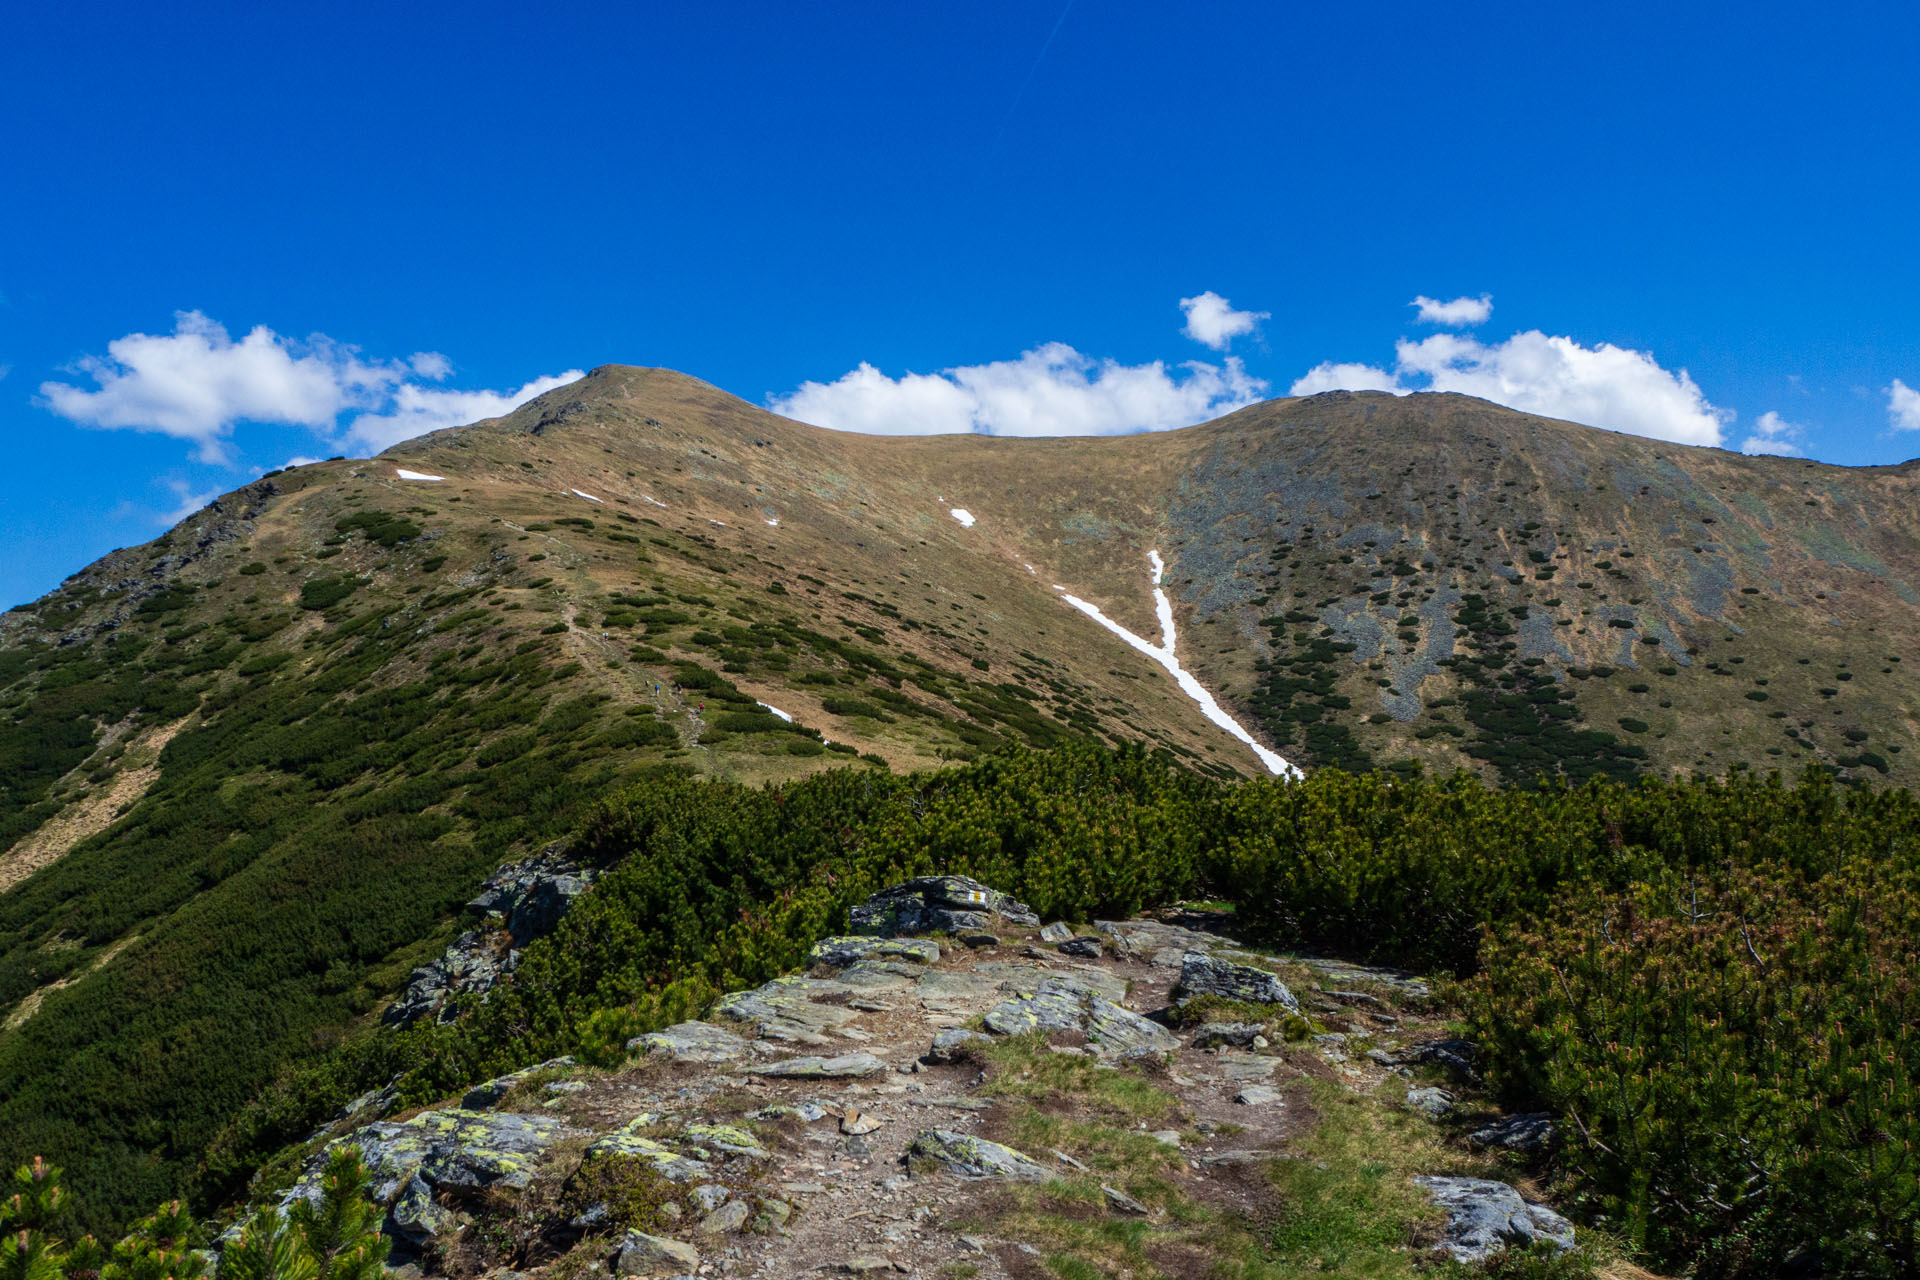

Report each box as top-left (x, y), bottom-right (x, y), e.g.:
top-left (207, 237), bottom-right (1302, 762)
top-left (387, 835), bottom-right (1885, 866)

top-left (770, 341), bottom-right (1266, 437)
top-left (1411, 294), bottom-right (1493, 327)
top-left (1288, 361), bottom-right (1406, 396)
top-left (1179, 291), bottom-right (1268, 350)
top-left (40, 311), bottom-right (581, 463)
top-left (345, 371), bottom-right (586, 452)
top-left (1740, 410), bottom-right (1803, 456)
top-left (1890, 379), bottom-right (1920, 431)
top-left (159, 478), bottom-right (219, 524)
top-left (1288, 330), bottom-right (1730, 447)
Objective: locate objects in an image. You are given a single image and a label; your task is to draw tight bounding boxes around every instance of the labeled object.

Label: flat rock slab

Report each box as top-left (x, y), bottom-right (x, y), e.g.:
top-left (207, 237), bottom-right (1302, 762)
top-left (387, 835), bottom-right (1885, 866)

top-left (714, 975), bottom-right (863, 1044)
top-left (988, 962), bottom-right (1128, 1004)
top-left (751, 1052), bottom-right (888, 1079)
top-left (1219, 1054), bottom-right (1278, 1082)
top-left (1234, 1085), bottom-right (1283, 1106)
top-left (982, 977), bottom-right (1177, 1058)
top-left (1414, 1176), bottom-right (1575, 1263)
top-left (1294, 955), bottom-right (1433, 1001)
top-left (905, 1129), bottom-right (1050, 1180)
top-left (630, 1021), bottom-right (752, 1063)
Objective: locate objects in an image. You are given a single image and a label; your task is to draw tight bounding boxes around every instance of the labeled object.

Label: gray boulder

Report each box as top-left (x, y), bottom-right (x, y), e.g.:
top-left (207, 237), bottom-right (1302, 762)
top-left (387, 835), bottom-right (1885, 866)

top-left (1039, 923), bottom-right (1073, 943)
top-left (1190, 1022), bottom-right (1262, 1049)
top-left (927, 1028), bottom-right (994, 1062)
top-left (1413, 1176), bottom-right (1575, 1263)
top-left (849, 876), bottom-right (1039, 937)
top-left (904, 1130), bottom-right (1050, 1180)
top-left (1404, 1087), bottom-right (1455, 1120)
top-left (982, 977), bottom-right (1177, 1058)
top-left (614, 1231), bottom-right (700, 1275)
top-left (1173, 952), bottom-right (1299, 1013)
top-left (1057, 936), bottom-right (1103, 959)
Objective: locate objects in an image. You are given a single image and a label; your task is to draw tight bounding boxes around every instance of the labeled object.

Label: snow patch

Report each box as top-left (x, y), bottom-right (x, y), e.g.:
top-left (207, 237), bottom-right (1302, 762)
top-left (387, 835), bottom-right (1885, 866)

top-left (1024, 564), bottom-right (1036, 574)
top-left (950, 508), bottom-right (976, 528)
top-left (758, 702), bottom-right (794, 723)
top-left (570, 488), bottom-right (603, 503)
top-left (643, 496), bottom-right (667, 508)
top-left (765, 518), bottom-right (780, 527)
top-left (1059, 551), bottom-right (1300, 779)
top-left (395, 469), bottom-right (444, 482)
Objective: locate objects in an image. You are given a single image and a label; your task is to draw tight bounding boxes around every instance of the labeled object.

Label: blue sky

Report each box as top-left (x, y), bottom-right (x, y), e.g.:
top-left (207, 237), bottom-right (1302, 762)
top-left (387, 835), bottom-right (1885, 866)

top-left (3, 1), bottom-right (1918, 607)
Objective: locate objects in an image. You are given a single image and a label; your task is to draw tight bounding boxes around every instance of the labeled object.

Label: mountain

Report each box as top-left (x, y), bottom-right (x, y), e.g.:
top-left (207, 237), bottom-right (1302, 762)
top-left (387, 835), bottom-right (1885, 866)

top-left (2, 364), bottom-right (1917, 1224)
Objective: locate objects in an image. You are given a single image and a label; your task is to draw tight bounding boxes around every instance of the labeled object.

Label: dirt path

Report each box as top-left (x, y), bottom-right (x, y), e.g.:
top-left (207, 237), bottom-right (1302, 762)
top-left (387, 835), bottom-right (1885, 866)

top-left (0, 715), bottom-right (190, 893)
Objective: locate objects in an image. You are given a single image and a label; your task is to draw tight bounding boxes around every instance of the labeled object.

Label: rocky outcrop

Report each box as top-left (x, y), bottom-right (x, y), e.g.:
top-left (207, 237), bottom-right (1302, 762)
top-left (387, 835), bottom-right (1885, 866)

top-left (981, 977), bottom-right (1178, 1058)
top-left (848, 876), bottom-right (1038, 937)
top-left (468, 845), bottom-right (601, 940)
top-left (262, 878), bottom-right (1576, 1278)
top-left (1172, 951), bottom-right (1301, 1013)
top-left (1413, 1176), bottom-right (1575, 1263)
top-left (283, 1109), bottom-right (573, 1245)
top-left (382, 845), bottom-right (600, 1028)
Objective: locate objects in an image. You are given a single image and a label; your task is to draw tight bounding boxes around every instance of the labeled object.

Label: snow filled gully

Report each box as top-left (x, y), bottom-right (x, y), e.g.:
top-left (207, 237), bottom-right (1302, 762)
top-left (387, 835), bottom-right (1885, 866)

top-left (1058, 551), bottom-right (1301, 779)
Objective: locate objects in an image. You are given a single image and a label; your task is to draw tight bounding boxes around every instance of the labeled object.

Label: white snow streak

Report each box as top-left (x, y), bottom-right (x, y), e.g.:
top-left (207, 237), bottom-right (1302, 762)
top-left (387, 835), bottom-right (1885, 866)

top-left (1059, 550), bottom-right (1300, 779)
top-left (395, 468), bottom-right (443, 481)
top-left (765, 518), bottom-right (780, 527)
top-left (758, 702), bottom-right (794, 723)
top-left (950, 508), bottom-right (976, 528)
top-left (570, 488), bottom-right (603, 503)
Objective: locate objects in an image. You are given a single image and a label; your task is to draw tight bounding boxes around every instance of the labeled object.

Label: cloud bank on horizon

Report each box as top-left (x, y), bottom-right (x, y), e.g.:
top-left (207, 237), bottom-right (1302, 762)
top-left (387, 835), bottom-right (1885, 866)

top-left (38, 300), bottom-right (1920, 493)
top-left (39, 311), bottom-right (581, 465)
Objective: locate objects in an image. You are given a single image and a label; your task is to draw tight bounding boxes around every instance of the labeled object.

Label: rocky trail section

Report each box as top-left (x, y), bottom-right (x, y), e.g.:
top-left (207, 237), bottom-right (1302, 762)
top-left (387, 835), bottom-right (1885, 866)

top-left (281, 877), bottom-right (1580, 1279)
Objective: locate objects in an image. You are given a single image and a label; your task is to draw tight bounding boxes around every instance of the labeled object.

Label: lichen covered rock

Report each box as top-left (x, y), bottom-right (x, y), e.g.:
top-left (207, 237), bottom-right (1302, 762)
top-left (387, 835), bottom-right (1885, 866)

top-left (809, 936), bottom-right (941, 968)
top-left (629, 1021), bottom-right (752, 1064)
top-left (904, 1130), bottom-right (1050, 1181)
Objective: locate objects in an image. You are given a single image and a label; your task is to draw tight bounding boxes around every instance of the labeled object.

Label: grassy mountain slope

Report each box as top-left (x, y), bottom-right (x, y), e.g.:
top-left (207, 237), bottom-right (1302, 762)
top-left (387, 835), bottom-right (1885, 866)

top-left (0, 365), bottom-right (1915, 1224)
